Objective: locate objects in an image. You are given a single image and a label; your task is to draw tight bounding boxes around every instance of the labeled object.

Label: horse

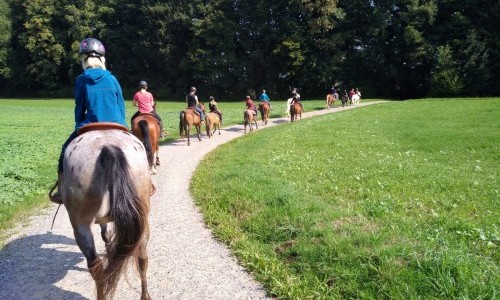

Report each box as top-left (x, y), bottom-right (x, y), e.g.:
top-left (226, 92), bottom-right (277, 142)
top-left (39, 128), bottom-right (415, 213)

top-left (205, 111), bottom-right (221, 138)
top-left (179, 103), bottom-right (205, 146)
top-left (132, 114), bottom-right (160, 174)
top-left (352, 92), bottom-right (361, 106)
top-left (341, 93), bottom-right (349, 107)
top-left (290, 102), bottom-right (302, 122)
top-left (326, 93), bottom-right (337, 109)
top-left (258, 101), bottom-right (270, 125)
top-left (285, 98), bottom-right (293, 117)
top-left (244, 109), bottom-right (258, 133)
top-left (60, 125), bottom-right (152, 300)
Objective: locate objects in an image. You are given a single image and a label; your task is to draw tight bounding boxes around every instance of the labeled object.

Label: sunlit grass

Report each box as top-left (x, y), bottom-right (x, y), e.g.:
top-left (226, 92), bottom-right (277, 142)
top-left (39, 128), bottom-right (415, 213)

top-left (0, 97), bottom-right (328, 237)
top-left (192, 98), bottom-right (499, 299)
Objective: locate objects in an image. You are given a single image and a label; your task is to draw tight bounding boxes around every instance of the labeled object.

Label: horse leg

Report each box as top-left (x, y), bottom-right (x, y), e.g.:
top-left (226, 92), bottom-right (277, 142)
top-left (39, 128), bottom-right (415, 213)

top-left (186, 125), bottom-right (191, 146)
top-left (99, 223), bottom-right (112, 245)
top-left (155, 150), bottom-right (160, 166)
top-left (74, 224), bottom-right (105, 300)
top-left (138, 237), bottom-right (151, 300)
top-left (196, 125), bottom-right (202, 141)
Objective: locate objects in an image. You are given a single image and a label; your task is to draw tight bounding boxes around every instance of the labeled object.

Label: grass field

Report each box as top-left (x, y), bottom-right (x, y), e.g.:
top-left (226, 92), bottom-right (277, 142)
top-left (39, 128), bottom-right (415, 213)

top-left (0, 97), bottom-right (327, 236)
top-left (0, 98), bottom-right (498, 299)
top-left (191, 98), bottom-right (499, 299)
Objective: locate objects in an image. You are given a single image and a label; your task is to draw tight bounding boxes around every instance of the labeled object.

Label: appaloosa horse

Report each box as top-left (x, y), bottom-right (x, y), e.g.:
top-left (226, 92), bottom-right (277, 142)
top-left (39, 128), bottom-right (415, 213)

top-left (59, 124), bottom-right (152, 300)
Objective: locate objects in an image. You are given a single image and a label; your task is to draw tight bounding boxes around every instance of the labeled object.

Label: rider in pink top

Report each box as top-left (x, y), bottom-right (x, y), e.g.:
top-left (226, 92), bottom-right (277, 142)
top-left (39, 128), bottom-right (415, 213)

top-left (131, 80), bottom-right (166, 137)
top-left (134, 89), bottom-right (154, 112)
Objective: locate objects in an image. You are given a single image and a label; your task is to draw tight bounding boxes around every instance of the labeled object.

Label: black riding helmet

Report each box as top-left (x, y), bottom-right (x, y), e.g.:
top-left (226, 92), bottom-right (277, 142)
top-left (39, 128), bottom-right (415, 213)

top-left (139, 80), bottom-right (148, 89)
top-left (79, 38), bottom-right (105, 57)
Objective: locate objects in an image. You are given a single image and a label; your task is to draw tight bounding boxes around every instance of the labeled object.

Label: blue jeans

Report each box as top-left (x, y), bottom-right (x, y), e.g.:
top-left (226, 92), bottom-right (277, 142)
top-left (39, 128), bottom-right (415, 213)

top-left (195, 107), bottom-right (205, 121)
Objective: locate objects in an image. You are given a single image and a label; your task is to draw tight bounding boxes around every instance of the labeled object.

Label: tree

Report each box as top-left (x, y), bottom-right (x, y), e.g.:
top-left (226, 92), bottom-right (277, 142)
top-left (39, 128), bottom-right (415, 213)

top-left (0, 0), bottom-right (11, 85)
top-left (430, 45), bottom-right (463, 96)
top-left (20, 0), bottom-right (65, 89)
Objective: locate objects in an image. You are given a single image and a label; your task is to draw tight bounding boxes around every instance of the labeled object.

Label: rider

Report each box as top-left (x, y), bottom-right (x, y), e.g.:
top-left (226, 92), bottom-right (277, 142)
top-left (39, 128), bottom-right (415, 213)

top-left (258, 89), bottom-right (272, 110)
top-left (49, 38), bottom-right (127, 204)
top-left (131, 80), bottom-right (166, 138)
top-left (245, 95), bottom-right (258, 116)
top-left (290, 88), bottom-right (303, 110)
top-left (208, 96), bottom-right (223, 124)
top-left (186, 86), bottom-right (204, 122)
top-left (329, 85), bottom-right (336, 95)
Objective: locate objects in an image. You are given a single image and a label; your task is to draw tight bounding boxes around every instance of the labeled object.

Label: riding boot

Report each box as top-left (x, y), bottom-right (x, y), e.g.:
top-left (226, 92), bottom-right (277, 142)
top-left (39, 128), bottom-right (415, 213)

top-left (49, 171), bottom-right (63, 204)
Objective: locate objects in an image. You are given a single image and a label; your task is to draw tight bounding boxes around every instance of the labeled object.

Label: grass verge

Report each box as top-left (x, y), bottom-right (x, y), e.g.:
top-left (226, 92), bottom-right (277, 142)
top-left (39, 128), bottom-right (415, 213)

top-left (192, 98), bottom-right (499, 299)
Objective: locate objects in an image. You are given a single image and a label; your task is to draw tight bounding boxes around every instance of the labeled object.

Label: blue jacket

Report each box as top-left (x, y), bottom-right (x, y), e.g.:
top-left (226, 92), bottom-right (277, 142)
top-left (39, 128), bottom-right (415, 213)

top-left (259, 93), bottom-right (270, 101)
top-left (74, 68), bottom-right (127, 129)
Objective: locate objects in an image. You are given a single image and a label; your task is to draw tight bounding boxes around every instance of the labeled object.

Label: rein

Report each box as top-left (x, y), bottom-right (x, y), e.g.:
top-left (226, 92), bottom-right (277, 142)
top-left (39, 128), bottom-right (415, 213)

top-left (51, 204), bottom-right (62, 230)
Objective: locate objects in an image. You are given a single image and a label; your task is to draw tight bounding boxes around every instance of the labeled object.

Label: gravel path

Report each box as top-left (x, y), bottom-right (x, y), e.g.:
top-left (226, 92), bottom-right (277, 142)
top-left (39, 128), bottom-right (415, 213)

top-left (0, 102), bottom-right (379, 299)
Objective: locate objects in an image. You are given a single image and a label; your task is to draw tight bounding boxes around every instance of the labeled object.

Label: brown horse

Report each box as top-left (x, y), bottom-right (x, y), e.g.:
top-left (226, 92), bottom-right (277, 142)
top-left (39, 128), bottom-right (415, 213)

top-left (179, 103), bottom-right (205, 146)
top-left (205, 111), bottom-right (221, 138)
top-left (258, 101), bottom-right (270, 125)
top-left (132, 114), bottom-right (160, 174)
top-left (326, 93), bottom-right (337, 109)
top-left (244, 109), bottom-right (258, 133)
top-left (60, 127), bottom-right (152, 300)
top-left (290, 102), bottom-right (302, 122)
top-left (341, 93), bottom-right (349, 107)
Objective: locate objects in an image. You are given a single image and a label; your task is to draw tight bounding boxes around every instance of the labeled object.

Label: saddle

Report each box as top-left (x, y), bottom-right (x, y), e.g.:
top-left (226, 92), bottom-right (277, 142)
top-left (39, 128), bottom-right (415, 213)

top-left (132, 113), bottom-right (160, 127)
top-left (77, 122), bottom-right (129, 135)
top-left (187, 107), bottom-right (201, 117)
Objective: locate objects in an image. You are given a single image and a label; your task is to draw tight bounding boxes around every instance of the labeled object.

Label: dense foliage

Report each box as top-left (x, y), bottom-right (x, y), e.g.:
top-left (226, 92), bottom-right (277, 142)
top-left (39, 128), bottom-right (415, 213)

top-left (0, 0), bottom-right (498, 99)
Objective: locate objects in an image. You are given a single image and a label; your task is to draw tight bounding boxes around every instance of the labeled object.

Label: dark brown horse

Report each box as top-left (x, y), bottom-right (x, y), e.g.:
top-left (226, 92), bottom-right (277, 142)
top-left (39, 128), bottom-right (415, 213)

top-left (244, 109), bottom-right (258, 133)
top-left (258, 101), bottom-right (270, 125)
top-left (179, 103), bottom-right (205, 146)
top-left (290, 102), bottom-right (302, 122)
top-left (132, 114), bottom-right (160, 174)
top-left (60, 127), bottom-right (152, 300)
top-left (341, 93), bottom-right (349, 107)
top-left (205, 111), bottom-right (221, 138)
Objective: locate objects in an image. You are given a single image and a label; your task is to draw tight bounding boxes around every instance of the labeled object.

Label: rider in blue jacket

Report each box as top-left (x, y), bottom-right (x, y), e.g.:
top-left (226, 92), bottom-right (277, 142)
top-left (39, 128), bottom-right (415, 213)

top-left (49, 38), bottom-right (127, 204)
top-left (258, 89), bottom-right (272, 109)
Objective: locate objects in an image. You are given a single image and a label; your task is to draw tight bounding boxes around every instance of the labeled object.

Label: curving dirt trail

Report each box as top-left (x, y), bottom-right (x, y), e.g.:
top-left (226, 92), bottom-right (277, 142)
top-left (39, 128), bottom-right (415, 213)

top-left (0, 102), bottom-right (379, 299)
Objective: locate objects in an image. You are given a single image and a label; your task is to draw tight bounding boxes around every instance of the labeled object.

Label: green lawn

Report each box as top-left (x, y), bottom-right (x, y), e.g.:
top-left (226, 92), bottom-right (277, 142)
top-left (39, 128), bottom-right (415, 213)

top-left (191, 98), bottom-right (499, 299)
top-left (1, 97), bottom-right (498, 299)
top-left (0, 97), bottom-right (328, 237)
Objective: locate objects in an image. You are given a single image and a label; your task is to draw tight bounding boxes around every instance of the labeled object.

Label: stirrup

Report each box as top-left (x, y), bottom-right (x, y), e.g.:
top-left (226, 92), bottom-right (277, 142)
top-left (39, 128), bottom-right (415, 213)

top-left (48, 181), bottom-right (63, 204)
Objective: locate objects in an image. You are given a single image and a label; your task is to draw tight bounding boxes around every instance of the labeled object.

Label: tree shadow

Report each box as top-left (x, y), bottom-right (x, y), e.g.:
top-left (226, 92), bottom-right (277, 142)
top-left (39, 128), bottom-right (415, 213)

top-left (0, 232), bottom-right (88, 299)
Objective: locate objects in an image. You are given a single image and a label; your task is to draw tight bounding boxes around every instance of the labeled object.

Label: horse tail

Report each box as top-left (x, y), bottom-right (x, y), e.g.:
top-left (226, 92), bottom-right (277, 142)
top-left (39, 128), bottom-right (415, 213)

top-left (179, 111), bottom-right (185, 136)
top-left (243, 111), bottom-right (248, 125)
top-left (96, 145), bottom-right (148, 299)
top-left (139, 120), bottom-right (153, 166)
top-left (205, 115), bottom-right (211, 136)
